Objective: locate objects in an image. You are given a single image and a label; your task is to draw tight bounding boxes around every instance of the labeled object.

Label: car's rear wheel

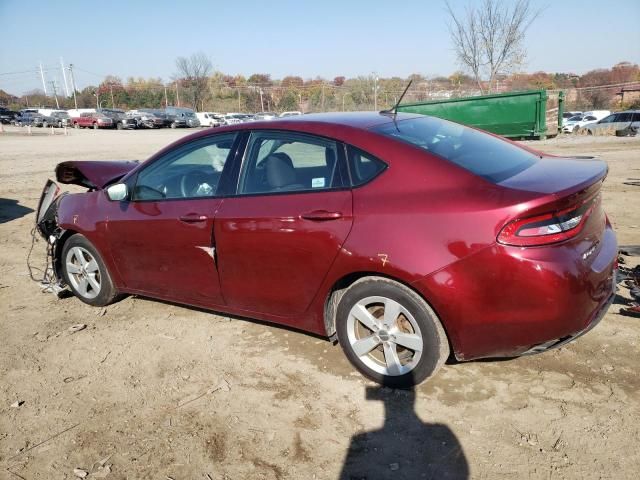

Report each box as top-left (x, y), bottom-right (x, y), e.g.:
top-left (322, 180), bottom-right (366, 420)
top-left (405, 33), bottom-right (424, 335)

top-left (336, 277), bottom-right (449, 388)
top-left (61, 234), bottom-right (117, 307)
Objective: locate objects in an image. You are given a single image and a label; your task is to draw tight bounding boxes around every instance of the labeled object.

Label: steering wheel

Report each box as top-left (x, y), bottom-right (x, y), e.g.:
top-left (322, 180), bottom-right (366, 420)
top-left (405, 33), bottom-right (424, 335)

top-left (179, 170), bottom-right (213, 197)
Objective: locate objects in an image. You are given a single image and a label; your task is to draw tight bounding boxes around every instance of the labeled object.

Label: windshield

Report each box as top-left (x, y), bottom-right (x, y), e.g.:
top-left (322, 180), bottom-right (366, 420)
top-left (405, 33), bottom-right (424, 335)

top-left (371, 116), bottom-right (539, 183)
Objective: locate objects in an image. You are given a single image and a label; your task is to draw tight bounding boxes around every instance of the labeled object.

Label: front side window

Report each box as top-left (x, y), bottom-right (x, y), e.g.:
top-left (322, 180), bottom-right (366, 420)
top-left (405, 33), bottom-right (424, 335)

top-left (133, 133), bottom-right (236, 201)
top-left (238, 131), bottom-right (342, 194)
top-left (616, 113), bottom-right (632, 123)
top-left (599, 115), bottom-right (616, 124)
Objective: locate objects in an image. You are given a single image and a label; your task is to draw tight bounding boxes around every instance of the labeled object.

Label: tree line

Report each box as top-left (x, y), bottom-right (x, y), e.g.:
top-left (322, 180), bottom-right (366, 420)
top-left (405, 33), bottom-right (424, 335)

top-left (1, 61), bottom-right (638, 113)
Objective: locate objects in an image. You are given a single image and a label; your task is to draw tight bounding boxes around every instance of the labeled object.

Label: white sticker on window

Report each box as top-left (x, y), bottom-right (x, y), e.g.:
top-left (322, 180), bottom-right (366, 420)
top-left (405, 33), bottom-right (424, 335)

top-left (312, 177), bottom-right (326, 188)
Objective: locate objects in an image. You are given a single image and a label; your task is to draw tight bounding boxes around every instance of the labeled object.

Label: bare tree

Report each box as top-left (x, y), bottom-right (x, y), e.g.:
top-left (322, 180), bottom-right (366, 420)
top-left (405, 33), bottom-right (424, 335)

top-left (446, 0), bottom-right (541, 94)
top-left (175, 52), bottom-right (213, 110)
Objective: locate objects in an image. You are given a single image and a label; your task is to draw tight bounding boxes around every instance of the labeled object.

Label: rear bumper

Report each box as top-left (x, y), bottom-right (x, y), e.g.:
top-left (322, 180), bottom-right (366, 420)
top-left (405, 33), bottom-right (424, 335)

top-left (413, 224), bottom-right (617, 360)
top-left (520, 277), bottom-right (614, 355)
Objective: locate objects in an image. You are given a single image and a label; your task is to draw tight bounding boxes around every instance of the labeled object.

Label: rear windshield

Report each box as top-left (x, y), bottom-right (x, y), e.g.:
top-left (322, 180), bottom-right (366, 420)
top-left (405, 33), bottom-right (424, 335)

top-left (371, 116), bottom-right (539, 183)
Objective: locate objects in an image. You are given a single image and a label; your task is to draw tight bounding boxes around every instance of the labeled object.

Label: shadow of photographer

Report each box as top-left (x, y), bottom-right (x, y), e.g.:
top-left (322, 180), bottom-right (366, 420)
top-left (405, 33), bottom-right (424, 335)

top-left (339, 385), bottom-right (469, 480)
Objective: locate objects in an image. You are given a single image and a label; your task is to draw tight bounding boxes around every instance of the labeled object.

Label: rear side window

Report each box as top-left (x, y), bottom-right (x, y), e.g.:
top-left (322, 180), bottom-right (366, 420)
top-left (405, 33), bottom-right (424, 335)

top-left (347, 147), bottom-right (387, 186)
top-left (371, 116), bottom-right (538, 183)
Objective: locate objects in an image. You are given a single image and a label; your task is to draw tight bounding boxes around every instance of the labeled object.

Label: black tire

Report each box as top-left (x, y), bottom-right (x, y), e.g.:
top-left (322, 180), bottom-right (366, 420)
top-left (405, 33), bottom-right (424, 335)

top-left (61, 234), bottom-right (118, 307)
top-left (335, 277), bottom-right (449, 388)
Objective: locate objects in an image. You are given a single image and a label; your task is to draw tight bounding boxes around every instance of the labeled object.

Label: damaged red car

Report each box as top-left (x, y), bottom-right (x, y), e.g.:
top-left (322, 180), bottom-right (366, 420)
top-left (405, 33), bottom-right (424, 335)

top-left (36, 112), bottom-right (617, 387)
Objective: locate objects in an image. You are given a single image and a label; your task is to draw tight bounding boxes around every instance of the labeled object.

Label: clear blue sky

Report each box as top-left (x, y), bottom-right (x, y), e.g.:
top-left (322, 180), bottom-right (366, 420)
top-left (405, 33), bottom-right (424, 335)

top-left (1, 0), bottom-right (639, 95)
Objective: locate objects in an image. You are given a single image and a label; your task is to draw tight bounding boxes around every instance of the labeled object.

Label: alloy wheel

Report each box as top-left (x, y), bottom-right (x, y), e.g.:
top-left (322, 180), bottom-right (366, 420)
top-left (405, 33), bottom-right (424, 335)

top-left (65, 246), bottom-right (101, 299)
top-left (346, 296), bottom-right (423, 376)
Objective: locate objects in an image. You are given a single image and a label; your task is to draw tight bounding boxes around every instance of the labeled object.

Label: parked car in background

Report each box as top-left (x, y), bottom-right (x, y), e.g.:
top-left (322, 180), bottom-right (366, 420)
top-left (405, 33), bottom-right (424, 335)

top-left (165, 106), bottom-right (200, 128)
top-left (50, 111), bottom-right (72, 127)
top-left (222, 113), bottom-right (243, 125)
top-left (279, 111), bottom-right (303, 117)
top-left (72, 112), bottom-right (114, 129)
top-left (126, 110), bottom-right (165, 129)
top-left (254, 112), bottom-right (278, 121)
top-left (562, 111), bottom-right (582, 124)
top-left (0, 107), bottom-right (18, 124)
top-left (138, 109), bottom-right (172, 128)
top-left (563, 110), bottom-right (611, 134)
top-left (196, 112), bottom-right (224, 127)
top-left (36, 112), bottom-right (616, 387)
top-left (13, 111), bottom-right (45, 127)
top-left (580, 110), bottom-right (640, 135)
top-left (99, 108), bottom-right (138, 130)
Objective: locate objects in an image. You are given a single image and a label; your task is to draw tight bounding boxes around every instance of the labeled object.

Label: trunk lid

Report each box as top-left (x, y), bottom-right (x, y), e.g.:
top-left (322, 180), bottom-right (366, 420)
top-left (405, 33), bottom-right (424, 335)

top-left (498, 156), bottom-right (607, 197)
top-left (55, 160), bottom-right (139, 189)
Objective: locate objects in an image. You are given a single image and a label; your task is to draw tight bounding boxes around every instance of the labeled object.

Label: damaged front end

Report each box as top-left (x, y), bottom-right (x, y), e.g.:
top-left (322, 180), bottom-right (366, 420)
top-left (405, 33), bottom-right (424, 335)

top-left (33, 179), bottom-right (68, 296)
top-left (32, 160), bottom-right (139, 296)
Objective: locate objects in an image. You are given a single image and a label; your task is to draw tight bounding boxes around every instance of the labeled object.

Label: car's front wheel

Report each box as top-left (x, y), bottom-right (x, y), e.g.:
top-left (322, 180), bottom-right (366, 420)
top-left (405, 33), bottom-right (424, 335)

top-left (61, 234), bottom-right (118, 307)
top-left (336, 277), bottom-right (449, 388)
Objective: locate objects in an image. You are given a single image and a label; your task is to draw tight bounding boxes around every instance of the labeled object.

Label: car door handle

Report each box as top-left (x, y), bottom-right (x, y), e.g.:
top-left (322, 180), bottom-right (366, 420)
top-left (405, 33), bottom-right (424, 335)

top-left (301, 210), bottom-right (343, 221)
top-left (179, 213), bottom-right (208, 223)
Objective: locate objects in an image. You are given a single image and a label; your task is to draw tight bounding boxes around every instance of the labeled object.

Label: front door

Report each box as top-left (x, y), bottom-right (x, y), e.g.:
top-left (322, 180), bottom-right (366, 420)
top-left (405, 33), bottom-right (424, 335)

top-left (106, 133), bottom-right (238, 306)
top-left (215, 130), bottom-right (353, 320)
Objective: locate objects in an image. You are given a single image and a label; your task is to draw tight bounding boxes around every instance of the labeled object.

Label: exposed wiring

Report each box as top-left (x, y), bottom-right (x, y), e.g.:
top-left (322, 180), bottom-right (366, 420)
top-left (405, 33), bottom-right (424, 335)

top-left (26, 227), bottom-right (58, 293)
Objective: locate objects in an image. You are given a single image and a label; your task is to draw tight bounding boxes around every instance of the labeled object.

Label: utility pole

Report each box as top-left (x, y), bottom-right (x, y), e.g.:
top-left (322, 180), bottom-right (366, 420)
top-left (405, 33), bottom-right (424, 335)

top-left (60, 57), bottom-right (70, 97)
top-left (373, 74), bottom-right (378, 111)
top-left (68, 64), bottom-right (79, 110)
top-left (321, 84), bottom-right (325, 111)
top-left (110, 85), bottom-right (115, 108)
top-left (237, 88), bottom-right (241, 111)
top-left (39, 62), bottom-right (48, 95)
top-left (49, 80), bottom-right (60, 108)
top-left (164, 85), bottom-right (168, 107)
top-left (95, 90), bottom-right (99, 109)
top-left (175, 82), bottom-right (180, 107)
top-left (259, 88), bottom-right (264, 112)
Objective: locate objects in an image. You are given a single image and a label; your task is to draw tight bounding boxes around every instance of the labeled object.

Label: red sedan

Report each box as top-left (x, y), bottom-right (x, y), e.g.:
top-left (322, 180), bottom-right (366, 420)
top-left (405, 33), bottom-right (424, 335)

top-left (36, 112), bottom-right (617, 387)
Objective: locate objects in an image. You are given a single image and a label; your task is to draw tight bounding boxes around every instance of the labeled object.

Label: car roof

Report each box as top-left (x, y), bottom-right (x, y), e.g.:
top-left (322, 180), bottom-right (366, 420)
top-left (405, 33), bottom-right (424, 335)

top-left (254, 111), bottom-right (422, 129)
top-left (146, 111), bottom-right (428, 166)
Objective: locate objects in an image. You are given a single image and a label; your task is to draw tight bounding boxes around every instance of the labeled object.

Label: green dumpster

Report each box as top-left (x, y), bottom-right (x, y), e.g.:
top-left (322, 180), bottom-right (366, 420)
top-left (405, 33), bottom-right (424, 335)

top-left (397, 89), bottom-right (564, 139)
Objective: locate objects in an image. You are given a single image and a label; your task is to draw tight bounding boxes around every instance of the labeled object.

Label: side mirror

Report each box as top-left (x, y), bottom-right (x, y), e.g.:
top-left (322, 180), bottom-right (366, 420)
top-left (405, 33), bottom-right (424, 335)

top-left (106, 183), bottom-right (128, 201)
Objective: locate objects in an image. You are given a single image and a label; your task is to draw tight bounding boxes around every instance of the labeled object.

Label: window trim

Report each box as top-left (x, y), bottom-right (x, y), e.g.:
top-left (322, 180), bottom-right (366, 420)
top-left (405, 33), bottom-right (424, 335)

top-left (233, 129), bottom-right (349, 197)
top-left (343, 144), bottom-right (388, 188)
top-left (130, 132), bottom-right (239, 203)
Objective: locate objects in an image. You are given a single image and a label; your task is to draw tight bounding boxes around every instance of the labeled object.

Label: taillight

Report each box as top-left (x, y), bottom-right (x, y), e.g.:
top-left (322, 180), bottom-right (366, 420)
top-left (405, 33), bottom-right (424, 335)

top-left (498, 195), bottom-right (598, 247)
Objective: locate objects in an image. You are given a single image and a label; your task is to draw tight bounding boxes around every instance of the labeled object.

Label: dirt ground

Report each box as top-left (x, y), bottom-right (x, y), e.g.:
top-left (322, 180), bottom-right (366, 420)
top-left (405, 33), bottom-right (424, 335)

top-left (1, 126), bottom-right (639, 480)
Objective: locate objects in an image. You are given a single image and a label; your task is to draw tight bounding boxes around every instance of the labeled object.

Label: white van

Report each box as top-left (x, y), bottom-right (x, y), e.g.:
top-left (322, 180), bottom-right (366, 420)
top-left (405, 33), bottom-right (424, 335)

top-left (196, 112), bottom-right (224, 127)
top-left (67, 108), bottom-right (96, 119)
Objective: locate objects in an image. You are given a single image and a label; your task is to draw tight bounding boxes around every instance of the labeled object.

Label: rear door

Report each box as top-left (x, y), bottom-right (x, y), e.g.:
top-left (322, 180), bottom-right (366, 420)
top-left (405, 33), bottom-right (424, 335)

top-left (106, 133), bottom-right (239, 305)
top-left (214, 130), bottom-right (353, 318)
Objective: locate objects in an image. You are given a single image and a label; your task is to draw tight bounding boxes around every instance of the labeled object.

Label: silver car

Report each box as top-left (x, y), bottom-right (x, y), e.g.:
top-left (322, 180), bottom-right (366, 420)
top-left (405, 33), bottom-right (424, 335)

top-left (582, 111), bottom-right (640, 135)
